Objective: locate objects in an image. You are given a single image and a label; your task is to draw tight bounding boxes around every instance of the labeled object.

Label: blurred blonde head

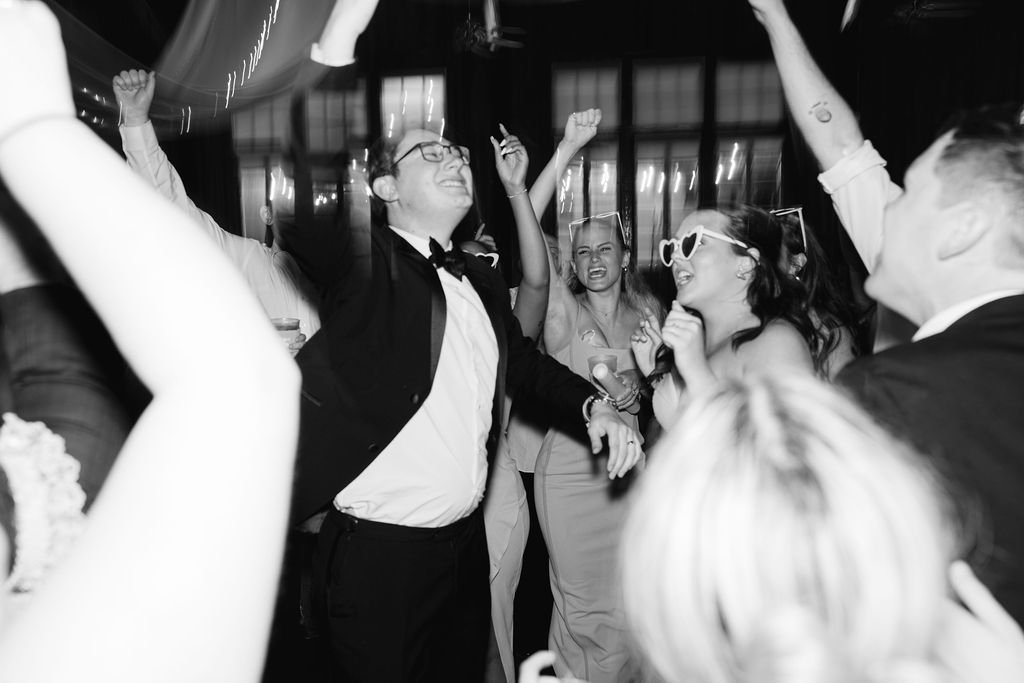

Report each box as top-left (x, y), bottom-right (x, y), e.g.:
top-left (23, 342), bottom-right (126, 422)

top-left (620, 373), bottom-right (955, 683)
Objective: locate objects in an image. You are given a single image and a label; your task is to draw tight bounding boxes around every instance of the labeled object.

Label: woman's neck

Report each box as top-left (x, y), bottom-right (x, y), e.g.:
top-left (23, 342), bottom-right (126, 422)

top-left (700, 299), bottom-right (758, 353)
top-left (582, 287), bottom-right (622, 319)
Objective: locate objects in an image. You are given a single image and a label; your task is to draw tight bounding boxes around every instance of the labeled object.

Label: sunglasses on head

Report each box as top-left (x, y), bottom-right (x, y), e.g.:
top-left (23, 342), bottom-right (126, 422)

top-left (769, 206), bottom-right (807, 254)
top-left (473, 252), bottom-right (499, 268)
top-left (568, 211), bottom-right (630, 246)
top-left (659, 224), bottom-right (751, 266)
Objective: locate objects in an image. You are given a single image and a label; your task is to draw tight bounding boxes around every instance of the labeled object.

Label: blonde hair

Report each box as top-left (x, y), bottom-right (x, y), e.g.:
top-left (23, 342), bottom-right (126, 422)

top-left (620, 373), bottom-right (955, 683)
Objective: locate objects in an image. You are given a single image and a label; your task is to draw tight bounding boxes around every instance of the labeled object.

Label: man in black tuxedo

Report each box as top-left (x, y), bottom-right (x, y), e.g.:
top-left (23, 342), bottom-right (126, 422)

top-left (750, 0), bottom-right (1024, 625)
top-left (292, 127), bottom-right (643, 682)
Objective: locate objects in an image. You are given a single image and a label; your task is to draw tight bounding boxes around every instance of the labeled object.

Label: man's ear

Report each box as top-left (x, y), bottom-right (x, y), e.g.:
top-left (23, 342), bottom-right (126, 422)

top-left (937, 201), bottom-right (991, 260)
top-left (372, 175), bottom-right (398, 203)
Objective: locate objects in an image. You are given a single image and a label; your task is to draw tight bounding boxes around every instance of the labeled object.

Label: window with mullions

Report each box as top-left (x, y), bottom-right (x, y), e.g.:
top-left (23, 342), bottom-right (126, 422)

top-left (306, 82), bottom-right (368, 154)
top-left (714, 62), bottom-right (785, 205)
top-left (635, 140), bottom-right (700, 267)
top-left (632, 61), bottom-right (703, 268)
top-left (714, 136), bottom-right (784, 206)
top-left (551, 60), bottom-right (784, 270)
top-left (551, 65), bottom-right (621, 253)
top-left (380, 73), bottom-right (446, 141)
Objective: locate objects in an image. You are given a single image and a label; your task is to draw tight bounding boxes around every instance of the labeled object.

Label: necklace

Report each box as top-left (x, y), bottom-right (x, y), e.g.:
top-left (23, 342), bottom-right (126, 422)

top-left (580, 298), bottom-right (620, 346)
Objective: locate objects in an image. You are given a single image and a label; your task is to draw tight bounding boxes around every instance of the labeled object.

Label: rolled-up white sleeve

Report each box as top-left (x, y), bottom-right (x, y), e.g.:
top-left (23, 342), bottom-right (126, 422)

top-left (817, 140), bottom-right (903, 273)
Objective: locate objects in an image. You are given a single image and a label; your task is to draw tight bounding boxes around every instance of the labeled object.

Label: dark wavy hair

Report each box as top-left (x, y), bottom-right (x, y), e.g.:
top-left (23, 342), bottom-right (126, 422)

top-left (651, 205), bottom-right (824, 378)
top-left (566, 213), bottom-right (664, 319)
top-left (776, 210), bottom-right (867, 368)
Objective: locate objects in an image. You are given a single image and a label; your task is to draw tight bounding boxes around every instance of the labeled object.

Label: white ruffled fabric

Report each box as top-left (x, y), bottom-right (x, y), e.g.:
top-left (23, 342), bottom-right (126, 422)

top-left (0, 413), bottom-right (86, 596)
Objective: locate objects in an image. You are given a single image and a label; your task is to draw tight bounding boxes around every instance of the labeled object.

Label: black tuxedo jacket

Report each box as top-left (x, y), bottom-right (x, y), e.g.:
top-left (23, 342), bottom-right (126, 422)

top-left (837, 294), bottom-right (1024, 624)
top-left (291, 221), bottom-right (594, 523)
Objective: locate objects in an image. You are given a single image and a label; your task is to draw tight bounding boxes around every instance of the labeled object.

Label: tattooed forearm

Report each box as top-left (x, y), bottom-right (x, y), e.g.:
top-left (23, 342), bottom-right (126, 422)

top-left (808, 100), bottom-right (833, 123)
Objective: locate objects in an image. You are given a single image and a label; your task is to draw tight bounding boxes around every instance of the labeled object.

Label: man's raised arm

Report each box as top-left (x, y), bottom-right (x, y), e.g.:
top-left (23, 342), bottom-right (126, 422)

top-left (113, 69), bottom-right (245, 254)
top-left (750, 0), bottom-right (905, 277)
top-left (749, 0), bottom-right (863, 169)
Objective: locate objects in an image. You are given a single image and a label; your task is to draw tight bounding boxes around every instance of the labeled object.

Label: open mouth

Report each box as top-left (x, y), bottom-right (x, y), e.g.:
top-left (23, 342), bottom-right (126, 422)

top-left (675, 271), bottom-right (694, 287)
top-left (587, 266), bottom-right (607, 279)
top-left (439, 178), bottom-right (467, 190)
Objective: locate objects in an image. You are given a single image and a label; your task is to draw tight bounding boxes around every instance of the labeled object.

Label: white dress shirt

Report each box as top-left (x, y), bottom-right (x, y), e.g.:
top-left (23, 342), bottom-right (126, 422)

top-left (333, 228), bottom-right (499, 527)
top-left (120, 122), bottom-right (321, 338)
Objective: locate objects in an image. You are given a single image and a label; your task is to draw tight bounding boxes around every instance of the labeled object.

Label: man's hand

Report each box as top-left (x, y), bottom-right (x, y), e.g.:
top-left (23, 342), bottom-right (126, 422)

top-left (490, 123), bottom-right (528, 197)
top-left (934, 561), bottom-right (1024, 683)
top-left (586, 400), bottom-right (643, 479)
top-left (630, 307), bottom-right (664, 378)
top-left (112, 69), bottom-right (155, 127)
top-left (0, 1), bottom-right (74, 147)
top-left (561, 108), bottom-right (601, 153)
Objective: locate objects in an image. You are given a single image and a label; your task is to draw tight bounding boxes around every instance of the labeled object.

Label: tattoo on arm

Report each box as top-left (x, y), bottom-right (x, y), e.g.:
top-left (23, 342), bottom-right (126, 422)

top-left (808, 100), bottom-right (833, 123)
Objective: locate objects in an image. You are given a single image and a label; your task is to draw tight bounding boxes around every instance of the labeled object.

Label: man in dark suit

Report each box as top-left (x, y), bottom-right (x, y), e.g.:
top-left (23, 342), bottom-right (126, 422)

top-left (292, 126), bottom-right (643, 682)
top-left (750, 0), bottom-right (1024, 625)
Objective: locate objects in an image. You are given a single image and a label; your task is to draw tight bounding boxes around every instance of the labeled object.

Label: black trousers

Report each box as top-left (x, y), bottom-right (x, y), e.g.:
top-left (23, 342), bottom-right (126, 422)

top-left (312, 507), bottom-right (490, 682)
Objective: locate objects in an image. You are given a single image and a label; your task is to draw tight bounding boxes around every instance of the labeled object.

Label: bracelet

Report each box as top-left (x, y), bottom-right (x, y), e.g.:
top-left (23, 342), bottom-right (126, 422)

top-left (0, 113), bottom-right (75, 152)
top-left (611, 381), bottom-right (641, 410)
top-left (582, 393), bottom-right (615, 427)
top-left (506, 188), bottom-right (528, 199)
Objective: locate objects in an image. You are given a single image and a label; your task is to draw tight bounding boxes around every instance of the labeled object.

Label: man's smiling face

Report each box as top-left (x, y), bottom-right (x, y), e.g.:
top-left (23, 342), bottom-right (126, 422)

top-left (389, 129), bottom-right (474, 225)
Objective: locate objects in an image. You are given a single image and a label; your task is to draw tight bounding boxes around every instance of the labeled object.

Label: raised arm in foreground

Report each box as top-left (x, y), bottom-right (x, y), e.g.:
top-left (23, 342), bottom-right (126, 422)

top-left (0, 4), bottom-right (299, 683)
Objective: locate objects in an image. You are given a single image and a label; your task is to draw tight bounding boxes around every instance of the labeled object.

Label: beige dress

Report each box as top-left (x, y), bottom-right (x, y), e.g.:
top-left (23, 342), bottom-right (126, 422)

top-left (533, 306), bottom-right (641, 683)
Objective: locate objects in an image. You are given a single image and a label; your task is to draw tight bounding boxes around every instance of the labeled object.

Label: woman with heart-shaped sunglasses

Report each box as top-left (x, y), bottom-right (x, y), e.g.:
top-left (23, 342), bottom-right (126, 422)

top-left (632, 205), bottom-right (825, 431)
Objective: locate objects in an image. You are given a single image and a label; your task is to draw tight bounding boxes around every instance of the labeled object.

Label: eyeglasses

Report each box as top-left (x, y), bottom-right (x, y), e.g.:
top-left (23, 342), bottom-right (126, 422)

top-left (770, 206), bottom-right (807, 254)
top-left (568, 211), bottom-right (630, 245)
top-left (473, 252), bottom-right (499, 268)
top-left (659, 225), bottom-right (751, 266)
top-left (394, 141), bottom-right (471, 166)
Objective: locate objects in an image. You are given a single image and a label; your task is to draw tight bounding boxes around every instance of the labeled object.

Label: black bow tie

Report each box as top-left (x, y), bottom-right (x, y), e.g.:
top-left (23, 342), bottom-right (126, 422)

top-left (428, 238), bottom-right (466, 280)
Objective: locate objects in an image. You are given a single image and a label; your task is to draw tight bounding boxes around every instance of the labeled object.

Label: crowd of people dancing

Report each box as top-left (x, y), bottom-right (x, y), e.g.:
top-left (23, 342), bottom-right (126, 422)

top-left (0, 0), bottom-right (1022, 682)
